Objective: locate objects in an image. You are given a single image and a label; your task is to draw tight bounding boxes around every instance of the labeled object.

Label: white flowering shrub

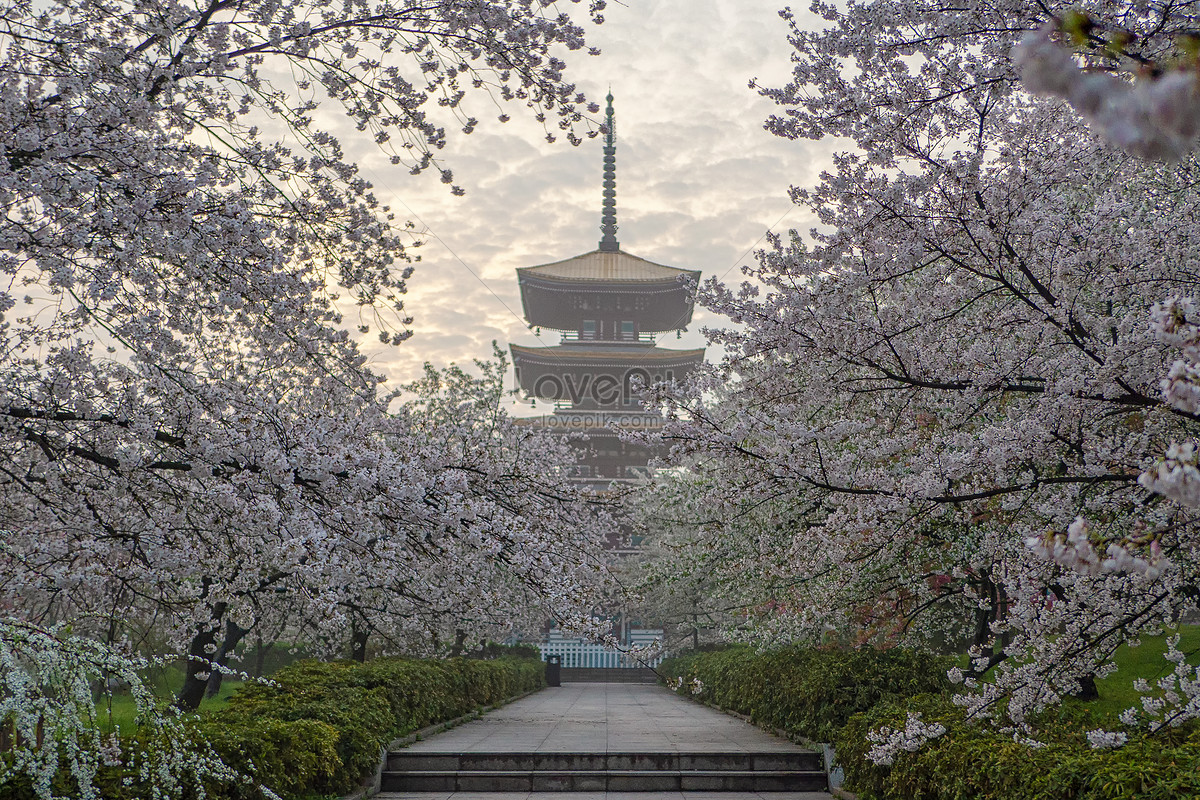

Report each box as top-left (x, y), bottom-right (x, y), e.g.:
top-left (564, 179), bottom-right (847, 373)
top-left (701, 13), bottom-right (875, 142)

top-left (0, 619), bottom-right (236, 800)
top-left (1085, 728), bottom-right (1129, 749)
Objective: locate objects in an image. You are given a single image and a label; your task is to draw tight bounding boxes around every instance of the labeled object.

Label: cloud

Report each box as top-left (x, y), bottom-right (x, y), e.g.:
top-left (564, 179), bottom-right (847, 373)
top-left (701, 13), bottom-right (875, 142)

top-left (346, 0), bottom-right (835, 410)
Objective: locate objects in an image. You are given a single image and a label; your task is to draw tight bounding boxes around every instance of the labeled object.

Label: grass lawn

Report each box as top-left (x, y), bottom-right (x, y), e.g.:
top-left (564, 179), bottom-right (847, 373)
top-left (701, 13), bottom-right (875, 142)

top-left (95, 644), bottom-right (307, 732)
top-left (96, 669), bottom-right (243, 734)
top-left (954, 624), bottom-right (1200, 724)
top-left (1089, 623), bottom-right (1200, 722)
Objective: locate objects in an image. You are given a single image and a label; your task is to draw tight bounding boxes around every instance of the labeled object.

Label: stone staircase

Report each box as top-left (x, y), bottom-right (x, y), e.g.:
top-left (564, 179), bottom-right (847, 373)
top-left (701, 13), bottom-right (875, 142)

top-left (381, 749), bottom-right (827, 792)
top-left (560, 666), bottom-right (658, 683)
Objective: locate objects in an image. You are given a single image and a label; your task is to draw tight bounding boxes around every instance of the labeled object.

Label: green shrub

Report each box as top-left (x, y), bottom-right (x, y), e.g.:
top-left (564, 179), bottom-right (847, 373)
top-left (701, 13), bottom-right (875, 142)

top-left (0, 654), bottom-right (544, 800)
top-left (202, 655), bottom-right (544, 799)
top-left (660, 645), bottom-right (953, 742)
top-left (836, 693), bottom-right (1200, 800)
top-left (198, 717), bottom-right (342, 800)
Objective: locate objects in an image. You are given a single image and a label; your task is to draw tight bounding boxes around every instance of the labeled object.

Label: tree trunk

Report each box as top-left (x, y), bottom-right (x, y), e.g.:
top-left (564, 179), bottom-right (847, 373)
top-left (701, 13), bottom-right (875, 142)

top-left (1073, 673), bottom-right (1100, 701)
top-left (205, 619), bottom-right (250, 699)
top-left (449, 628), bottom-right (467, 657)
top-left (253, 633), bottom-right (270, 679)
top-left (176, 602), bottom-right (227, 711)
top-left (349, 614), bottom-right (370, 663)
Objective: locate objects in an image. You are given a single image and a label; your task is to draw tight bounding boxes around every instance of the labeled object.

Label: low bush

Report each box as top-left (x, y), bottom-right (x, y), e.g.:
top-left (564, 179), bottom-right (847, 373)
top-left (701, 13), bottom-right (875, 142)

top-left (0, 654), bottom-right (543, 800)
top-left (202, 655), bottom-right (544, 798)
top-left (836, 693), bottom-right (1200, 800)
top-left (196, 717), bottom-right (343, 800)
top-left (659, 645), bottom-right (953, 742)
top-left (665, 645), bottom-right (1200, 798)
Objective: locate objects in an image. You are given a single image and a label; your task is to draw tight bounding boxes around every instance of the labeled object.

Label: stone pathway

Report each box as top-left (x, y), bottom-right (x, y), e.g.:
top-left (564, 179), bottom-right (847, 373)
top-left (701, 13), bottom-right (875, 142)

top-left (377, 682), bottom-right (835, 799)
top-left (379, 795), bottom-right (834, 800)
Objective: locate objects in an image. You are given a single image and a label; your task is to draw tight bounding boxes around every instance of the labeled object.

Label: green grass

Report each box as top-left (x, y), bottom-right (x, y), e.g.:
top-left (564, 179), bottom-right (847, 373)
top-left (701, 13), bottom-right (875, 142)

top-left (94, 647), bottom-right (314, 734)
top-left (96, 670), bottom-right (244, 734)
top-left (1089, 624), bottom-right (1200, 722)
top-left (952, 624), bottom-right (1200, 723)
top-left (95, 644), bottom-right (311, 733)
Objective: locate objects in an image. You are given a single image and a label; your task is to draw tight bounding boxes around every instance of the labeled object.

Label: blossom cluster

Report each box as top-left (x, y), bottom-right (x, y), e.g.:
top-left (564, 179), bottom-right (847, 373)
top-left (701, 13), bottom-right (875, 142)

top-left (1026, 518), bottom-right (1171, 580)
top-left (1086, 728), bottom-right (1128, 749)
top-left (1140, 297), bottom-right (1200, 508)
top-left (664, 676), bottom-right (704, 696)
top-left (865, 713), bottom-right (948, 766)
top-left (1014, 29), bottom-right (1200, 161)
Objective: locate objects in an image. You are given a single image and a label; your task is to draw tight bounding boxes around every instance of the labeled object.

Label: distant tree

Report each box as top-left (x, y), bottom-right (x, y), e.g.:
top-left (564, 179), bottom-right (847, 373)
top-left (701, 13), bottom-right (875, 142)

top-left (625, 467), bottom-right (790, 652)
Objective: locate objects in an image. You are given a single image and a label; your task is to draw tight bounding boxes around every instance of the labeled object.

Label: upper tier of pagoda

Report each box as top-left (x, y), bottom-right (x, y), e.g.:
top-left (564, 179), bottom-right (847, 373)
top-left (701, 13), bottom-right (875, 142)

top-left (517, 249), bottom-right (700, 334)
top-left (510, 91), bottom-right (704, 411)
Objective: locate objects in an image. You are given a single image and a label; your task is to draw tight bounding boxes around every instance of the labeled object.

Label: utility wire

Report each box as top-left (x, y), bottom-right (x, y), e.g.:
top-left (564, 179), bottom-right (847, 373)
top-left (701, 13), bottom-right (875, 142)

top-left (390, 193), bottom-right (560, 353)
top-left (716, 203), bottom-right (796, 283)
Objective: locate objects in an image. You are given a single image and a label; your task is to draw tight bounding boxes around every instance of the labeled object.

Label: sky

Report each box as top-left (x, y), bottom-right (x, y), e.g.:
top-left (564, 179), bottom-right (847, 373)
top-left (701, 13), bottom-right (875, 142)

top-left (348, 0), bottom-right (834, 410)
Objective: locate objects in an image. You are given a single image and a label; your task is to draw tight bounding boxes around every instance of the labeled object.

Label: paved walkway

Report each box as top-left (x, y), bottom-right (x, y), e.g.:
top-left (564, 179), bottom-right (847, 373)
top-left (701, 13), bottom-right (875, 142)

top-left (378, 682), bottom-right (835, 799)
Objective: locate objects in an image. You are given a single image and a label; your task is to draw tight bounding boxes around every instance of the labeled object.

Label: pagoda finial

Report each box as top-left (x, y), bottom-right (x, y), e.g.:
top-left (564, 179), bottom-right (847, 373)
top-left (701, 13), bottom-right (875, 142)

top-left (598, 90), bottom-right (619, 252)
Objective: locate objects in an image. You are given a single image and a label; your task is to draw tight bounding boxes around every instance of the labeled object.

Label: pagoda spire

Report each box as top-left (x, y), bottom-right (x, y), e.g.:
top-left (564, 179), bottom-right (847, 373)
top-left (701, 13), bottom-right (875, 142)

top-left (598, 91), bottom-right (619, 252)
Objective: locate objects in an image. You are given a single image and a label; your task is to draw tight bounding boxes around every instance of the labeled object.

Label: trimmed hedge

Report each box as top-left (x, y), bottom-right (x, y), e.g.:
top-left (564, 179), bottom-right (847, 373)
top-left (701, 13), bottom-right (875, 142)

top-left (659, 645), bottom-right (953, 742)
top-left (0, 654), bottom-right (544, 800)
top-left (836, 693), bottom-right (1200, 800)
top-left (663, 646), bottom-right (1200, 798)
top-left (201, 655), bottom-right (545, 798)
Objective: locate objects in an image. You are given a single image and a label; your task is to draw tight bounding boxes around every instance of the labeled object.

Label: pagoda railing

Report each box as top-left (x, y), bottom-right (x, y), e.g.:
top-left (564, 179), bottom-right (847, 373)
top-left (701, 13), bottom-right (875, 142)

top-left (559, 331), bottom-right (656, 344)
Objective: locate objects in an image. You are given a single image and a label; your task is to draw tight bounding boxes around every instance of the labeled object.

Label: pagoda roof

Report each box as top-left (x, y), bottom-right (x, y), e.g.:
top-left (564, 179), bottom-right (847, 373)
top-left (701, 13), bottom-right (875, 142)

top-left (510, 343), bottom-right (705, 365)
top-left (519, 249), bottom-right (699, 285)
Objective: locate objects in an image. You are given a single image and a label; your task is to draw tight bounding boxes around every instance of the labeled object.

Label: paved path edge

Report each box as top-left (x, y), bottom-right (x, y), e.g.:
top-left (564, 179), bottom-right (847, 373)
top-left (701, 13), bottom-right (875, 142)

top-left (339, 685), bottom-right (546, 800)
top-left (668, 689), bottom-right (852, 797)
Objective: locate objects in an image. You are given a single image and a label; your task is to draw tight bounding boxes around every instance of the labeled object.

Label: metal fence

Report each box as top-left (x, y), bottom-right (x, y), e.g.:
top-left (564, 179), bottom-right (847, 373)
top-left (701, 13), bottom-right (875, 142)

top-left (538, 628), bottom-right (664, 669)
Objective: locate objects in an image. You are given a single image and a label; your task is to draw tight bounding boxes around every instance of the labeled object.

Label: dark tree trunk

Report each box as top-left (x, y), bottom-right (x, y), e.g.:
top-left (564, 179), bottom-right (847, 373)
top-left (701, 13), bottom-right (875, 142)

top-left (965, 574), bottom-right (1012, 680)
top-left (205, 619), bottom-right (251, 699)
top-left (253, 633), bottom-right (270, 679)
top-left (449, 628), bottom-right (467, 658)
top-left (177, 601), bottom-right (227, 711)
top-left (1073, 673), bottom-right (1100, 701)
top-left (349, 614), bottom-right (370, 663)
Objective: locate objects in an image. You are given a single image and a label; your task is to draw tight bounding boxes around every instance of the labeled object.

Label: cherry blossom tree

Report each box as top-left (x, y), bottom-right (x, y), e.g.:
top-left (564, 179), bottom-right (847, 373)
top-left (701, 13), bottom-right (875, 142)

top-left (1015, 10), bottom-right (1200, 161)
top-left (625, 466), bottom-right (794, 651)
top-left (642, 0), bottom-right (1200, 739)
top-left (289, 352), bottom-right (616, 666)
top-left (0, 0), bottom-right (612, 794)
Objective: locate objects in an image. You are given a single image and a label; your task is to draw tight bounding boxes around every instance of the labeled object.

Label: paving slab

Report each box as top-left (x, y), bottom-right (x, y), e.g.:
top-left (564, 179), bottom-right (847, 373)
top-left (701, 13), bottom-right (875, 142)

top-left (377, 793), bottom-right (833, 799)
top-left (398, 683), bottom-right (805, 754)
top-left (377, 683), bottom-right (835, 798)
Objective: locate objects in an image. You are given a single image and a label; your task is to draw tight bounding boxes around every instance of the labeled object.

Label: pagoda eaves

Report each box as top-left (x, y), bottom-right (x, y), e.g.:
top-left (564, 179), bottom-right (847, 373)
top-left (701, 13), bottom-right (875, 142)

top-left (518, 249), bottom-right (700, 333)
top-left (510, 343), bottom-right (704, 405)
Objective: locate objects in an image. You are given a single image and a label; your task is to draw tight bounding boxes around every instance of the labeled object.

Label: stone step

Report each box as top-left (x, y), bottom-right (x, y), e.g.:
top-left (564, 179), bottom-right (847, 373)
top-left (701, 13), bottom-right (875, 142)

top-left (381, 768), bottom-right (829, 792)
top-left (387, 750), bottom-right (824, 772)
top-left (559, 667), bottom-right (659, 683)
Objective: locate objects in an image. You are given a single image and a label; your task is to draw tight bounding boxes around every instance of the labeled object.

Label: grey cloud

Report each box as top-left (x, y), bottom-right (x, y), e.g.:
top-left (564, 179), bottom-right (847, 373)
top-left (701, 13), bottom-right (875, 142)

top-left (332, 0), bottom-right (830, 412)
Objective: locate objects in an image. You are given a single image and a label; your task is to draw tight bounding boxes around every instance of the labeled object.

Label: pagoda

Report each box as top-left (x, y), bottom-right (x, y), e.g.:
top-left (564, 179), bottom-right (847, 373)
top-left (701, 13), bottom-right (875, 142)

top-left (510, 93), bottom-right (705, 492)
